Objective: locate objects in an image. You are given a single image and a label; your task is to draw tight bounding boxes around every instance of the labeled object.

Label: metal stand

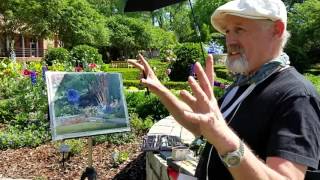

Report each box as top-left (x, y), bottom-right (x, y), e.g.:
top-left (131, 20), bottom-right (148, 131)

top-left (80, 137), bottom-right (97, 180)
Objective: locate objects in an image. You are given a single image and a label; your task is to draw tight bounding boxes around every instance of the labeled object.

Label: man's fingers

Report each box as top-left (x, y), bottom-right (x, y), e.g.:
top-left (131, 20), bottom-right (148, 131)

top-left (128, 59), bottom-right (144, 71)
top-left (180, 90), bottom-right (197, 109)
top-left (194, 62), bottom-right (213, 100)
top-left (205, 54), bottom-right (214, 85)
top-left (188, 76), bottom-right (209, 102)
top-left (138, 54), bottom-right (153, 75)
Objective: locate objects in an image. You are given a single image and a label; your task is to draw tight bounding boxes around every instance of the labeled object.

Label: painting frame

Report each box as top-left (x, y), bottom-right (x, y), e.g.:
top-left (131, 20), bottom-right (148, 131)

top-left (46, 72), bottom-right (130, 140)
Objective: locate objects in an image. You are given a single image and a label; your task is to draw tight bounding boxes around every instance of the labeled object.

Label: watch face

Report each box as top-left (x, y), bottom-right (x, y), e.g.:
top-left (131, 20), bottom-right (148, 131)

top-left (227, 155), bottom-right (241, 166)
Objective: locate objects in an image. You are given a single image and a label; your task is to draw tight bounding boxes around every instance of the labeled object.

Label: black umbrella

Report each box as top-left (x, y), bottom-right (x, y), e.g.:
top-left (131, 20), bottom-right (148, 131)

top-left (124, 0), bottom-right (185, 12)
top-left (124, 0), bottom-right (206, 60)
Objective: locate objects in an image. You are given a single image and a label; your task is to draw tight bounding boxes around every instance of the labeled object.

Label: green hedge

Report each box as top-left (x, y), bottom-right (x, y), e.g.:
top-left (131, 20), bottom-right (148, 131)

top-left (102, 67), bottom-right (140, 80)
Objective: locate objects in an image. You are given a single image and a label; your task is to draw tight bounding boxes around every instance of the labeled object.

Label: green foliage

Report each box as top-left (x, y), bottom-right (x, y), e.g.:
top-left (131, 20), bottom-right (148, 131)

top-left (159, 47), bottom-right (176, 63)
top-left (148, 59), bottom-right (171, 81)
top-left (44, 47), bottom-right (70, 66)
top-left (106, 15), bottom-right (178, 59)
top-left (304, 73), bottom-right (320, 93)
top-left (106, 15), bottom-right (152, 58)
top-left (193, 0), bottom-right (228, 34)
top-left (148, 26), bottom-right (178, 49)
top-left (130, 113), bottom-right (154, 135)
top-left (0, 99), bottom-right (14, 123)
top-left (0, 125), bottom-right (50, 149)
top-left (125, 91), bottom-right (169, 120)
top-left (169, 43), bottom-right (204, 81)
top-left (70, 45), bottom-right (103, 66)
top-left (94, 132), bottom-right (136, 145)
top-left (0, 61), bottom-right (50, 149)
top-left (103, 68), bottom-right (140, 80)
top-left (170, 5), bottom-right (195, 42)
top-left (112, 150), bottom-right (129, 165)
top-left (55, 139), bottom-right (85, 155)
top-left (54, 0), bottom-right (110, 48)
top-left (287, 0), bottom-right (320, 71)
top-left (118, 151), bottom-right (129, 163)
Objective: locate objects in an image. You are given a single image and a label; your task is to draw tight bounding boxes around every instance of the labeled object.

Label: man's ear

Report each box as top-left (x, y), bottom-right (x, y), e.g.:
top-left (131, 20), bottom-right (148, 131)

top-left (273, 20), bottom-right (285, 37)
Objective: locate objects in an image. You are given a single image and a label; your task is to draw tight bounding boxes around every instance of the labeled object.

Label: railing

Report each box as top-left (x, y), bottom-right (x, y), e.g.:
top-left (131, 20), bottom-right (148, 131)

top-left (0, 48), bottom-right (47, 58)
top-left (14, 48), bottom-right (47, 57)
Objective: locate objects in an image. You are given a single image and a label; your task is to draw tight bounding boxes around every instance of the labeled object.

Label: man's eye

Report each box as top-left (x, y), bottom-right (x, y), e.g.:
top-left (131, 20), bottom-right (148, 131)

top-left (235, 27), bottom-right (244, 33)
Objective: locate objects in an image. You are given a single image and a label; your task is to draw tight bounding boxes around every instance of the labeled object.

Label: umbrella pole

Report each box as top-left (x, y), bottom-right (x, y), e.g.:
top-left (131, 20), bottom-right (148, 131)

top-left (188, 0), bottom-right (206, 61)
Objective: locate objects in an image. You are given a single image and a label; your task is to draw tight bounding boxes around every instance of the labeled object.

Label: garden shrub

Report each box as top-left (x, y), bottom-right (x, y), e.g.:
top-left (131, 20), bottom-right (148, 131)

top-left (0, 125), bottom-right (50, 149)
top-left (304, 73), bottom-right (320, 93)
top-left (94, 132), bottom-right (136, 145)
top-left (104, 68), bottom-right (140, 80)
top-left (44, 48), bottom-right (70, 66)
top-left (169, 43), bottom-right (204, 81)
top-left (0, 61), bottom-right (50, 149)
top-left (130, 113), bottom-right (154, 135)
top-left (54, 139), bottom-right (85, 155)
top-left (125, 91), bottom-right (169, 120)
top-left (0, 99), bottom-right (14, 123)
top-left (159, 47), bottom-right (176, 62)
top-left (70, 45), bottom-right (103, 66)
top-left (149, 59), bottom-right (171, 81)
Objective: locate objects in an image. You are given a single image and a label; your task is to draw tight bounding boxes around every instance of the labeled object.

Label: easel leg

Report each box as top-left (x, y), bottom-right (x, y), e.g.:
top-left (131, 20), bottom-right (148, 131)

top-left (80, 137), bottom-right (97, 180)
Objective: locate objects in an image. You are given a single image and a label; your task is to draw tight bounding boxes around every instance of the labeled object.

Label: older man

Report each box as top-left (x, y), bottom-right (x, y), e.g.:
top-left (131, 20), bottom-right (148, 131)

top-left (129, 0), bottom-right (320, 179)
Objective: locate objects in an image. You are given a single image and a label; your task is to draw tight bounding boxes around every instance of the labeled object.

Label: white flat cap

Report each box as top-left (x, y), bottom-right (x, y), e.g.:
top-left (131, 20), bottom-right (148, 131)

top-left (211, 0), bottom-right (287, 34)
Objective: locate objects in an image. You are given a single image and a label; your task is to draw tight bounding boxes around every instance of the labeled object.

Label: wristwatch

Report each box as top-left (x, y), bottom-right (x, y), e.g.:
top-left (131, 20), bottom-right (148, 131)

top-left (219, 140), bottom-right (244, 168)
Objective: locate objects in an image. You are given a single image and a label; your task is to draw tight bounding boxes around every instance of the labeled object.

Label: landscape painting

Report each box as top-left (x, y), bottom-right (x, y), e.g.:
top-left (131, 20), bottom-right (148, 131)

top-left (46, 72), bottom-right (130, 140)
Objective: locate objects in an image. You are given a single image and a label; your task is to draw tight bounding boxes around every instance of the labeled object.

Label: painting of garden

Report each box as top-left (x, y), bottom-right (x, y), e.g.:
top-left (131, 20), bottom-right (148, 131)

top-left (46, 72), bottom-right (129, 140)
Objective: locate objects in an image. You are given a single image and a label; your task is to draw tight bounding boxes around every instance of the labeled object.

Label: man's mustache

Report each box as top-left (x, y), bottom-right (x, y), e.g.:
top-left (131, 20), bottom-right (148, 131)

top-left (227, 45), bottom-right (242, 54)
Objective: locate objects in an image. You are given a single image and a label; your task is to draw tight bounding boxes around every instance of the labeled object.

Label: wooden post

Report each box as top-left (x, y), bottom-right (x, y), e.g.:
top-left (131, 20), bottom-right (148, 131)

top-left (22, 35), bottom-right (25, 58)
top-left (88, 137), bottom-right (93, 167)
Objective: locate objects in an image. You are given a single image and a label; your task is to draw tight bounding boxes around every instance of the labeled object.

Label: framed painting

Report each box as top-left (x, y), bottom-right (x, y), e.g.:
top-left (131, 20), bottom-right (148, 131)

top-left (46, 72), bottom-right (130, 140)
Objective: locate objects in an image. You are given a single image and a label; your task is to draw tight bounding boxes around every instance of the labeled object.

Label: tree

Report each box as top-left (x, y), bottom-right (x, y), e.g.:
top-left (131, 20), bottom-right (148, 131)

top-left (51, 0), bottom-right (110, 49)
top-left (193, 0), bottom-right (228, 34)
top-left (86, 0), bottom-right (125, 16)
top-left (0, 0), bottom-right (44, 54)
top-left (286, 0), bottom-right (320, 71)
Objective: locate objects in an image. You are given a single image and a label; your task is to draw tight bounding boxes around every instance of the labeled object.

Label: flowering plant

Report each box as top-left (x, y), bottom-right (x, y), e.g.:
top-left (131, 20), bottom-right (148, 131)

top-left (207, 41), bottom-right (224, 55)
top-left (88, 63), bottom-right (97, 69)
top-left (22, 69), bottom-right (31, 76)
top-left (75, 66), bottom-right (83, 72)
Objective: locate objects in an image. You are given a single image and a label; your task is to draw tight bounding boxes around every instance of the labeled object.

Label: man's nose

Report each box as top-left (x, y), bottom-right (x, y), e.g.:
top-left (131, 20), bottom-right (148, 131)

top-left (225, 33), bottom-right (237, 46)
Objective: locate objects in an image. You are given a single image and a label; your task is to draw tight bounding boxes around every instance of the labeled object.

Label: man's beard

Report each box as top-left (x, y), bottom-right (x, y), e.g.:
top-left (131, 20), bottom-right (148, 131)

top-left (225, 49), bottom-right (249, 75)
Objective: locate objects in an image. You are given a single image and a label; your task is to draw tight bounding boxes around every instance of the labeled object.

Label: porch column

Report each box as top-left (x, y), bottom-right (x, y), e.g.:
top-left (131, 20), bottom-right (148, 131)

top-left (36, 39), bottom-right (39, 57)
top-left (21, 35), bottom-right (25, 58)
top-left (6, 36), bottom-right (10, 52)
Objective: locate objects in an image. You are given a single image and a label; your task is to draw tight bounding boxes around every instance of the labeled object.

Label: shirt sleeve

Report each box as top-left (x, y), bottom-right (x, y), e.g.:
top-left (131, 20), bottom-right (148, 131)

top-left (267, 95), bottom-right (320, 169)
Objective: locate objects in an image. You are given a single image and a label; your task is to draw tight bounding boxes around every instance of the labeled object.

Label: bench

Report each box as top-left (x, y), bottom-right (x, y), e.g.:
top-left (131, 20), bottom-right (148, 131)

top-left (110, 61), bottom-right (133, 68)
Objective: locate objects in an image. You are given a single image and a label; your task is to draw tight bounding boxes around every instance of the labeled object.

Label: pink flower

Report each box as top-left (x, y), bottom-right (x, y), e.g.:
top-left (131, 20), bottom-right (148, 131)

top-left (88, 63), bottom-right (97, 69)
top-left (75, 66), bottom-right (83, 72)
top-left (22, 69), bottom-right (31, 76)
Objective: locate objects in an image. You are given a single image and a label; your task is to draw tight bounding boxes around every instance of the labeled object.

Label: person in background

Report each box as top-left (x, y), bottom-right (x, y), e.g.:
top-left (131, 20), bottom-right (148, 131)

top-left (129, 0), bottom-right (320, 179)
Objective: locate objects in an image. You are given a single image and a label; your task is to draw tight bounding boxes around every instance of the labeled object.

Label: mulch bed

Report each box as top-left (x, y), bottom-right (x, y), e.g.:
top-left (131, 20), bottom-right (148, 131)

top-left (0, 140), bottom-right (146, 180)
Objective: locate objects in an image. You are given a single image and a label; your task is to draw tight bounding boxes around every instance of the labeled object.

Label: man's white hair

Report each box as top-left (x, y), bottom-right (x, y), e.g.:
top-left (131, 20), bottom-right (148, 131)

top-left (281, 30), bottom-right (291, 48)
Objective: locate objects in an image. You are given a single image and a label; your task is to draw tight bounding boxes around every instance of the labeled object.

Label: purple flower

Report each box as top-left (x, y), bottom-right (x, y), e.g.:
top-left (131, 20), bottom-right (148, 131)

top-left (30, 71), bottom-right (37, 85)
top-left (190, 64), bottom-right (196, 77)
top-left (67, 89), bottom-right (80, 104)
